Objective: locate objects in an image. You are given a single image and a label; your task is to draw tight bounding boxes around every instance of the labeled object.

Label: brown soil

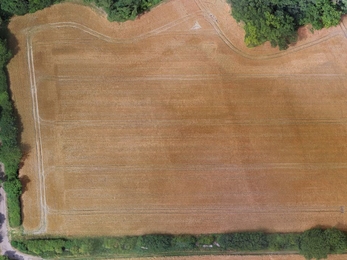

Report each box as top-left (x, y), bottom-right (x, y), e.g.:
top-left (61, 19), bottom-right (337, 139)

top-left (122, 255), bottom-right (346, 260)
top-left (7, 0), bottom-right (347, 236)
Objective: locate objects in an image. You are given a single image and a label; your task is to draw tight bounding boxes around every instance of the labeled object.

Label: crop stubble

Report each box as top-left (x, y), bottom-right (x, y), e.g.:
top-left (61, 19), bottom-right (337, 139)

top-left (7, 0), bottom-right (347, 236)
top-left (123, 255), bottom-right (347, 260)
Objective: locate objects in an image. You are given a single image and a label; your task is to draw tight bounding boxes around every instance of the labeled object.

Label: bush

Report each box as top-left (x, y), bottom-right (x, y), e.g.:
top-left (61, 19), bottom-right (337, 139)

top-left (10, 229), bottom-right (347, 259)
top-left (11, 240), bottom-right (29, 253)
top-left (136, 234), bottom-right (173, 252)
top-left (230, 232), bottom-right (268, 251)
top-left (197, 234), bottom-right (215, 245)
top-left (215, 233), bottom-right (232, 249)
top-left (172, 235), bottom-right (197, 249)
top-left (26, 239), bottom-right (66, 255)
top-left (6, 197), bottom-right (21, 227)
top-left (268, 233), bottom-right (300, 251)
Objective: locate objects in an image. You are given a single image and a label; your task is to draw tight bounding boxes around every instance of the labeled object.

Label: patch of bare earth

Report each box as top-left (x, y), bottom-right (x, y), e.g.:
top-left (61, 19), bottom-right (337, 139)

top-left (120, 255), bottom-right (347, 260)
top-left (7, 0), bottom-right (347, 238)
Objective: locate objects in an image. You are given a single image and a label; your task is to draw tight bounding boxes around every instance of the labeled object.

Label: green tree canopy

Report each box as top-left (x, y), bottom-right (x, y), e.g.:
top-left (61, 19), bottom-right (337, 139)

top-left (0, 0), bottom-right (29, 16)
top-left (136, 235), bottom-right (173, 252)
top-left (324, 228), bottom-right (347, 254)
top-left (298, 228), bottom-right (345, 260)
top-left (228, 0), bottom-right (346, 49)
top-left (172, 235), bottom-right (197, 249)
top-left (0, 40), bottom-right (11, 67)
top-left (86, 0), bottom-right (162, 22)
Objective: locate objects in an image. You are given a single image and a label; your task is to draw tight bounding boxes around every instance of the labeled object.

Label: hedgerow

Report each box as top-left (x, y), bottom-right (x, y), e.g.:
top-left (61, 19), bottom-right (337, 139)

top-left (0, 33), bottom-right (22, 227)
top-left (10, 228), bottom-right (347, 259)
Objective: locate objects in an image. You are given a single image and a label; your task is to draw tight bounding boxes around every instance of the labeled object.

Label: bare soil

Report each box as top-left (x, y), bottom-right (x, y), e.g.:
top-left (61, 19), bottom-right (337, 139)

top-left (121, 255), bottom-right (347, 260)
top-left (7, 0), bottom-right (347, 236)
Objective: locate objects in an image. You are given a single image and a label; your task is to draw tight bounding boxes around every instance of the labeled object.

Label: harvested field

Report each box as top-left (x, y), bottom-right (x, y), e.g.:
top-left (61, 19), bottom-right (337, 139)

top-left (7, 0), bottom-right (347, 236)
top-left (122, 255), bottom-right (347, 260)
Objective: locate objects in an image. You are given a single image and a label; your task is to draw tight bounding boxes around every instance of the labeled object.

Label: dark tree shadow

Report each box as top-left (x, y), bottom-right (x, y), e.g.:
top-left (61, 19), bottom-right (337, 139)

top-left (18, 143), bottom-right (31, 170)
top-left (0, 21), bottom-right (20, 57)
top-left (0, 213), bottom-right (5, 229)
top-left (5, 250), bottom-right (24, 260)
top-left (0, 163), bottom-right (5, 182)
top-left (19, 175), bottom-right (30, 193)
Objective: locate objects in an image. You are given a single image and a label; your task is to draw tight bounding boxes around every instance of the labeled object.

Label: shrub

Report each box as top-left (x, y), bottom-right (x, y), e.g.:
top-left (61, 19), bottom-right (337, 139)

top-left (230, 232), bottom-right (268, 251)
top-left (268, 233), bottom-right (300, 251)
top-left (197, 234), bottom-right (215, 245)
top-left (136, 234), bottom-right (173, 252)
top-left (172, 235), bottom-right (197, 249)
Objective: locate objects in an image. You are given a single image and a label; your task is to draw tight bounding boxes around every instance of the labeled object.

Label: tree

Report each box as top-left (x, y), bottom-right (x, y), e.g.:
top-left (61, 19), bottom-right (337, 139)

top-left (299, 228), bottom-right (329, 260)
top-left (29, 0), bottom-right (53, 13)
top-left (0, 40), bottom-right (11, 67)
top-left (321, 0), bottom-right (342, 27)
top-left (324, 228), bottom-right (347, 254)
top-left (88, 0), bottom-right (162, 22)
top-left (228, 0), bottom-right (347, 49)
top-left (108, 0), bottom-right (139, 22)
top-left (0, 0), bottom-right (29, 16)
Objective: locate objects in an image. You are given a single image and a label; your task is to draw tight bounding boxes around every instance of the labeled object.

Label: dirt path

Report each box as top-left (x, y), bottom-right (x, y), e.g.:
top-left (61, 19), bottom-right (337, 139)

top-left (0, 187), bottom-right (41, 260)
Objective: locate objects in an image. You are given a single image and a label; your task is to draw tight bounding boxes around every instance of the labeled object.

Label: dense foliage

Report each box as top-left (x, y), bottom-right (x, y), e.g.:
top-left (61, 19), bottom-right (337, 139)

top-left (0, 31), bottom-right (22, 227)
top-left (84, 0), bottom-right (163, 22)
top-left (0, 0), bottom-right (164, 21)
top-left (0, 0), bottom-right (65, 229)
top-left (0, 0), bottom-right (62, 15)
top-left (299, 228), bottom-right (347, 260)
top-left (216, 232), bottom-right (268, 251)
top-left (11, 228), bottom-right (347, 259)
top-left (228, 0), bottom-right (347, 49)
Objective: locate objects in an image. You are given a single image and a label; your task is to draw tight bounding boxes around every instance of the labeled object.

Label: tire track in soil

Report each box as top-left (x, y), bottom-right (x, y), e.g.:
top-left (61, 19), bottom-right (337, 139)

top-left (25, 34), bottom-right (47, 235)
top-left (24, 12), bottom-right (214, 235)
top-left (195, 0), bottom-right (346, 60)
top-left (24, 0), bottom-right (347, 234)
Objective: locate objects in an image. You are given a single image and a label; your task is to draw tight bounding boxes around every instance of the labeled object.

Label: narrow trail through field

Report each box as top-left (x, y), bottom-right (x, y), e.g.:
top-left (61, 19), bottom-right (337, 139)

top-left (25, 34), bottom-right (47, 235)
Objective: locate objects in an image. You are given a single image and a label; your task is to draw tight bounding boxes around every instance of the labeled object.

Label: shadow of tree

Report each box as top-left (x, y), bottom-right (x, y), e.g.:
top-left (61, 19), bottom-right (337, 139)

top-left (0, 164), bottom-right (5, 182)
top-left (0, 212), bottom-right (5, 229)
top-left (5, 250), bottom-right (24, 260)
top-left (18, 144), bottom-right (31, 170)
top-left (0, 21), bottom-right (20, 57)
top-left (19, 175), bottom-right (30, 193)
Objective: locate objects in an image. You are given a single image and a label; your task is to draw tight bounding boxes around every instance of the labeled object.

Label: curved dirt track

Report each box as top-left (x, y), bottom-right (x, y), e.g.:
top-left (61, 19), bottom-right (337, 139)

top-left (7, 0), bottom-right (347, 239)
